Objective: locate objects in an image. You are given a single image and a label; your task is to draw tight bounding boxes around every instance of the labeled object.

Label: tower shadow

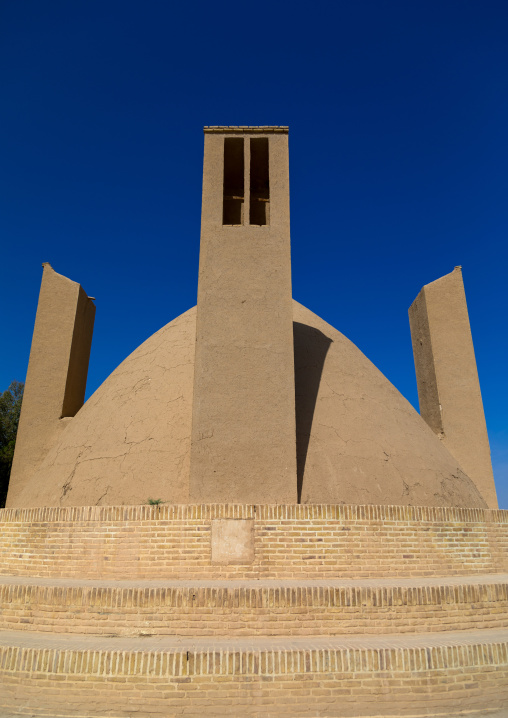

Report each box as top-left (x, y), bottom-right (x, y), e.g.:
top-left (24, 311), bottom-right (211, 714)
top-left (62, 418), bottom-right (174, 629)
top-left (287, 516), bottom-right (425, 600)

top-left (293, 322), bottom-right (333, 503)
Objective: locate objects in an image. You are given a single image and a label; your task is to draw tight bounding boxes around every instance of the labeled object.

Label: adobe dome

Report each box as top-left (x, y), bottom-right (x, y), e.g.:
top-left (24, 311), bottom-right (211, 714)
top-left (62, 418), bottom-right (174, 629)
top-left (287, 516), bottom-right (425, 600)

top-left (14, 301), bottom-right (486, 509)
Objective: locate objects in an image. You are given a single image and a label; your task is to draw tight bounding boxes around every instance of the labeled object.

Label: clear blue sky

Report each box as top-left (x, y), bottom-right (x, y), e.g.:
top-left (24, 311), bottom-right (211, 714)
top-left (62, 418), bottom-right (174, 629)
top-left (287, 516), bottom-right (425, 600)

top-left (1, 1), bottom-right (507, 506)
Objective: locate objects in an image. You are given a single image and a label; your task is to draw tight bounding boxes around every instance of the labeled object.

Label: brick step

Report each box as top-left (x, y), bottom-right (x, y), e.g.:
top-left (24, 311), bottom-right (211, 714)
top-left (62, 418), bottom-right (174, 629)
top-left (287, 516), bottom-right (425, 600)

top-left (1, 574), bottom-right (507, 637)
top-left (1, 504), bottom-right (507, 581)
top-left (0, 627), bottom-right (507, 717)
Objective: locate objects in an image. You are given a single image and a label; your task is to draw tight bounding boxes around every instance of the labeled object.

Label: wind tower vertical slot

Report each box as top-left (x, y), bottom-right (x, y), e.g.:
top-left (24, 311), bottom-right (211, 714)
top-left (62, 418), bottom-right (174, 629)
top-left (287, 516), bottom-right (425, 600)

top-left (250, 138), bottom-right (269, 226)
top-left (223, 138), bottom-right (244, 225)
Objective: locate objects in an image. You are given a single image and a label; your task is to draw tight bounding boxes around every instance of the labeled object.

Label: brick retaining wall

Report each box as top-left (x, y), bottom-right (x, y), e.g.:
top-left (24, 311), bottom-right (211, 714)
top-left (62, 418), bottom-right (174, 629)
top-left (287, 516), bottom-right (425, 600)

top-left (1, 581), bottom-right (508, 636)
top-left (0, 504), bottom-right (507, 580)
top-left (1, 642), bottom-right (507, 717)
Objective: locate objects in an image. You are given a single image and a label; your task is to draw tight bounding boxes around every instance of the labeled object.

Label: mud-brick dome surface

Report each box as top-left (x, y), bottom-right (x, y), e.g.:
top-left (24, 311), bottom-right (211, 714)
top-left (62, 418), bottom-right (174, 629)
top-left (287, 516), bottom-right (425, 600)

top-left (13, 301), bottom-right (485, 509)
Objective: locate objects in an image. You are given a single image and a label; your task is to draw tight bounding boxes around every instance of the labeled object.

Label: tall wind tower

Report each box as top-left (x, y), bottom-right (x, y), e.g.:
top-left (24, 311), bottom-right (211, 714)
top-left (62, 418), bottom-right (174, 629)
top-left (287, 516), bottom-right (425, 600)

top-left (189, 127), bottom-right (297, 503)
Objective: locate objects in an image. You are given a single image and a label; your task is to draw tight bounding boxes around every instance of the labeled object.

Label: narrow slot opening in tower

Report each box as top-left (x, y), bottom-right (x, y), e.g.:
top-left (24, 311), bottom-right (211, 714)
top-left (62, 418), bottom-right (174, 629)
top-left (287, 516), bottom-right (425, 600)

top-left (250, 138), bottom-right (269, 226)
top-left (223, 138), bottom-right (244, 225)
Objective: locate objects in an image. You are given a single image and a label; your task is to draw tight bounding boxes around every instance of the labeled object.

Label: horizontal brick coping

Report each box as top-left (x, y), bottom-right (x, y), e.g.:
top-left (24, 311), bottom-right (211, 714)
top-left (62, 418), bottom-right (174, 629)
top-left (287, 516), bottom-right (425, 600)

top-left (1, 573), bottom-right (507, 589)
top-left (1, 503), bottom-right (506, 524)
top-left (0, 628), bottom-right (507, 676)
top-left (203, 126), bottom-right (288, 133)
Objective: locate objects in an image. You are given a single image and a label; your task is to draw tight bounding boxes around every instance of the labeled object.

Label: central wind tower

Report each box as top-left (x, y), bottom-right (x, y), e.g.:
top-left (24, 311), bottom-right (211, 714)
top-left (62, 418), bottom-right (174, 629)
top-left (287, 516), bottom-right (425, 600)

top-left (189, 126), bottom-right (297, 503)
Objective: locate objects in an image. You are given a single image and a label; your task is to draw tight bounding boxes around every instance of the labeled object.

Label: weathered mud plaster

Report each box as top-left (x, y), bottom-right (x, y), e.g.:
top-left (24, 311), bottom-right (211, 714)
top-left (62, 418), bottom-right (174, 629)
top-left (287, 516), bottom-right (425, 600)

top-left (10, 301), bottom-right (486, 509)
top-left (6, 264), bottom-right (95, 507)
top-left (409, 267), bottom-right (497, 508)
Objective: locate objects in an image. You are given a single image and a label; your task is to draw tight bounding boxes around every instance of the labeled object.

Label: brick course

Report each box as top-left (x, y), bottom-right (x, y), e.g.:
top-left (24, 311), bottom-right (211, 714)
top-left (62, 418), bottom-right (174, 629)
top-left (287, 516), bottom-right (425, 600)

top-left (0, 642), bottom-right (507, 716)
top-left (0, 504), bottom-right (506, 580)
top-left (1, 580), bottom-right (508, 636)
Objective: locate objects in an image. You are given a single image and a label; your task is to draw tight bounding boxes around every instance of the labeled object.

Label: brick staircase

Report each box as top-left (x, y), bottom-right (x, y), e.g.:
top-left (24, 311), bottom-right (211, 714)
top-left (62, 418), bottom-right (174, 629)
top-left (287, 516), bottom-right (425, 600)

top-left (0, 504), bottom-right (507, 717)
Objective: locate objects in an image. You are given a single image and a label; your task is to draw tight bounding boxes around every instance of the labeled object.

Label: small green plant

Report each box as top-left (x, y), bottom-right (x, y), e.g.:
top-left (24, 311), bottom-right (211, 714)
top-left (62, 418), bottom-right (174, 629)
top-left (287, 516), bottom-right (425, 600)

top-left (147, 498), bottom-right (163, 506)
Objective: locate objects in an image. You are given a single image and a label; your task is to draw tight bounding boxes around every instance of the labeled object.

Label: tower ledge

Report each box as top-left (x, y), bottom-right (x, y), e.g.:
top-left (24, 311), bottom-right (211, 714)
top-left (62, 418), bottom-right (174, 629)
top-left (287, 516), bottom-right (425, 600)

top-left (203, 126), bottom-right (288, 133)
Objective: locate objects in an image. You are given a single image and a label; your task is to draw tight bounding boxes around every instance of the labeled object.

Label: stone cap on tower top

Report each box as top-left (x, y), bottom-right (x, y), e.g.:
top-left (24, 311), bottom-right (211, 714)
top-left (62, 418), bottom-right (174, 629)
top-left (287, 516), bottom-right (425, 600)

top-left (203, 126), bottom-right (288, 133)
